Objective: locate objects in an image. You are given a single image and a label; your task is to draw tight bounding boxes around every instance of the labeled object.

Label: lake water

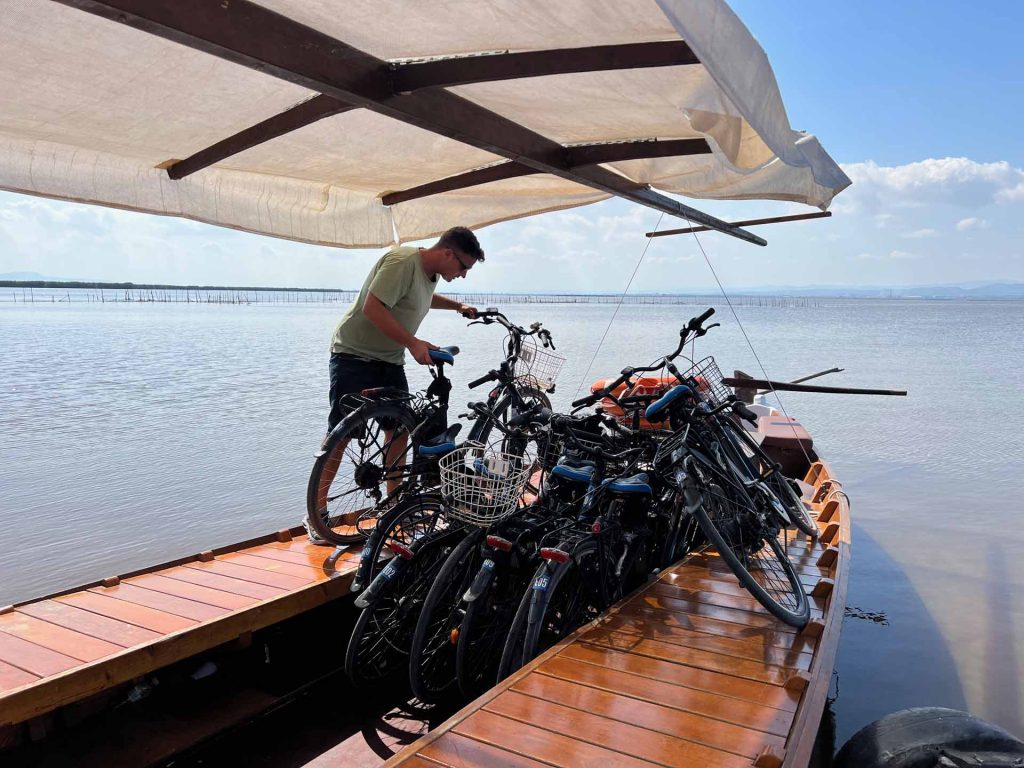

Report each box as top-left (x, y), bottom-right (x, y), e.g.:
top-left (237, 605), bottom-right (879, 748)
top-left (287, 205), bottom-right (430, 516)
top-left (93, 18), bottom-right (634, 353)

top-left (2, 292), bottom-right (1022, 746)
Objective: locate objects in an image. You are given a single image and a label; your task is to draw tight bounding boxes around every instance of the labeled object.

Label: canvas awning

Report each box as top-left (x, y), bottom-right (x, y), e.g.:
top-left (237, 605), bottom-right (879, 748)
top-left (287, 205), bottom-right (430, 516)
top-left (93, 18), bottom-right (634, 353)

top-left (0, 0), bottom-right (851, 248)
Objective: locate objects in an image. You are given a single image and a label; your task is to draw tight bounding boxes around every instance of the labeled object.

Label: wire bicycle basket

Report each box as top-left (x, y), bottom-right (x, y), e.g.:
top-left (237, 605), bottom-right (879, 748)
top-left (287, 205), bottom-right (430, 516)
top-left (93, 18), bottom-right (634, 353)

top-left (679, 356), bottom-right (731, 406)
top-left (513, 337), bottom-right (565, 392)
top-left (439, 443), bottom-right (530, 527)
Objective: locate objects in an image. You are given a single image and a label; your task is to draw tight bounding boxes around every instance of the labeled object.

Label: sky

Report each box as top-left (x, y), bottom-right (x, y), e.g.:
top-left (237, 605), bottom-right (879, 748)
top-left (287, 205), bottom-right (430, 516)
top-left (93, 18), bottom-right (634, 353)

top-left (1, 0), bottom-right (1022, 293)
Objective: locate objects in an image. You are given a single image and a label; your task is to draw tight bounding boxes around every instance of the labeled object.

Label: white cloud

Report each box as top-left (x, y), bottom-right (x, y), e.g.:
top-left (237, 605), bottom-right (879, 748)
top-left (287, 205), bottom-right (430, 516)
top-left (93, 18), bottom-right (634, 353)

top-left (956, 217), bottom-right (988, 231)
top-left (901, 228), bottom-right (938, 239)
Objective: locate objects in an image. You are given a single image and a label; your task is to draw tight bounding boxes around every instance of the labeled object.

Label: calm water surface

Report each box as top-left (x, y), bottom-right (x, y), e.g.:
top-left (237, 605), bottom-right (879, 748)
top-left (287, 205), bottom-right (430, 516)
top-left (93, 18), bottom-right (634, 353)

top-left (2, 294), bottom-right (1022, 744)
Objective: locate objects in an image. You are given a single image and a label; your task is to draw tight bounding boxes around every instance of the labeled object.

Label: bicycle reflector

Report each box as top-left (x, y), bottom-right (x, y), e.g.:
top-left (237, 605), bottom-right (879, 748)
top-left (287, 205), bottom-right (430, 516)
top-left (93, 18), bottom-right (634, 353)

top-left (387, 541), bottom-right (414, 560)
top-left (540, 547), bottom-right (570, 564)
top-left (486, 535), bottom-right (513, 552)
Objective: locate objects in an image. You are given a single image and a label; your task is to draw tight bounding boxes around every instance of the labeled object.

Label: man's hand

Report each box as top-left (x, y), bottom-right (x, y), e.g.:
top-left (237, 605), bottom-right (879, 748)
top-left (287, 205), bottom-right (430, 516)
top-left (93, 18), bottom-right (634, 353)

top-left (408, 338), bottom-right (439, 365)
top-left (459, 304), bottom-right (478, 319)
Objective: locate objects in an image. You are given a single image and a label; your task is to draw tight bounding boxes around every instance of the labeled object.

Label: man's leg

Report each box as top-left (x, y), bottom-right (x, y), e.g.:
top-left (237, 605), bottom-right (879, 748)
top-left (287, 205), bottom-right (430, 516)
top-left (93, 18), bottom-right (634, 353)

top-left (384, 428), bottom-right (409, 495)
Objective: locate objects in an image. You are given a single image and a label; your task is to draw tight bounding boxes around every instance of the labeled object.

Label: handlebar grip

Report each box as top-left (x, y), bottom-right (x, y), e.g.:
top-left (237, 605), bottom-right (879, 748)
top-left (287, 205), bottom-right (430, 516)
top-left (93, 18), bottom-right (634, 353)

top-left (733, 401), bottom-right (759, 426)
top-left (468, 371), bottom-right (496, 389)
top-left (571, 393), bottom-right (599, 408)
top-left (696, 307), bottom-right (715, 324)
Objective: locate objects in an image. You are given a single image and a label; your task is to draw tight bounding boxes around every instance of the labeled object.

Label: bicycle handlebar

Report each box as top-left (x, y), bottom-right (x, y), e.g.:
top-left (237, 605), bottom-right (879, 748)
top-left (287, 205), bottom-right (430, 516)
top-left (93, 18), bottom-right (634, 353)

top-left (467, 370), bottom-right (497, 389)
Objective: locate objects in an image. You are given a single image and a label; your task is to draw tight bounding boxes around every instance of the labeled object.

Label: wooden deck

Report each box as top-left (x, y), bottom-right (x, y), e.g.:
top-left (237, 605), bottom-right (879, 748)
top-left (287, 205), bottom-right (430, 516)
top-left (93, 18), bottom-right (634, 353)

top-left (0, 528), bottom-right (361, 727)
top-left (382, 460), bottom-right (849, 768)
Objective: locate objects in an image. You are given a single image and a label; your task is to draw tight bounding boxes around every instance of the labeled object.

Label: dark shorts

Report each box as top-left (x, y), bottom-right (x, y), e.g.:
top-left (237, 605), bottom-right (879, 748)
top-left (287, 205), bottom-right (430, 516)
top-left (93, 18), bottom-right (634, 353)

top-left (328, 352), bottom-right (409, 431)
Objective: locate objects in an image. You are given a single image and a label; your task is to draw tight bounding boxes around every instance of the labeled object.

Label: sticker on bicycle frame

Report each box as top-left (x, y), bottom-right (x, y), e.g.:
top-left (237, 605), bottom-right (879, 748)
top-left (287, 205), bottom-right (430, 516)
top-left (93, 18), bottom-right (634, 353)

top-left (381, 562), bottom-right (399, 580)
top-left (482, 559), bottom-right (495, 570)
top-left (533, 574), bottom-right (550, 591)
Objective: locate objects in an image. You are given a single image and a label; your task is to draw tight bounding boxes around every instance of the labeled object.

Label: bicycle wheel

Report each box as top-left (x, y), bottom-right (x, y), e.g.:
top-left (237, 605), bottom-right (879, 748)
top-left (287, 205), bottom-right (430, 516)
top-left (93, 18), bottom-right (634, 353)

top-left (306, 400), bottom-right (416, 545)
top-left (496, 579), bottom-right (533, 681)
top-left (723, 420), bottom-right (818, 538)
top-left (351, 493), bottom-right (445, 593)
top-left (691, 479), bottom-right (810, 628)
top-left (409, 529), bottom-right (484, 702)
top-left (457, 559), bottom-right (518, 698)
top-left (520, 538), bottom-right (607, 668)
top-left (344, 526), bottom-right (463, 687)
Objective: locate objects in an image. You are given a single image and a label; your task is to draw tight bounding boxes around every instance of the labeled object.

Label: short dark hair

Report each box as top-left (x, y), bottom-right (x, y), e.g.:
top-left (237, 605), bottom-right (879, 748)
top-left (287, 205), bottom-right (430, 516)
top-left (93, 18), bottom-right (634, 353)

top-left (437, 226), bottom-right (484, 262)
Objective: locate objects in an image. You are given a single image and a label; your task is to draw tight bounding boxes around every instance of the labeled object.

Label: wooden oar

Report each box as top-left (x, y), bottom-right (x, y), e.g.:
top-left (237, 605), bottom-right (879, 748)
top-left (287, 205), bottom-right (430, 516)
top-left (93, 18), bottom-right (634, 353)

top-left (721, 377), bottom-right (906, 396)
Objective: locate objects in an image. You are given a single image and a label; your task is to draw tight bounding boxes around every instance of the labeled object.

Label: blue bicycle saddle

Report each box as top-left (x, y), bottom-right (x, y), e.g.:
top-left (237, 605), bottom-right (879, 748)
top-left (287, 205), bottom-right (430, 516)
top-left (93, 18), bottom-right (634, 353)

top-left (551, 459), bottom-right (597, 484)
top-left (645, 384), bottom-right (692, 421)
top-left (417, 423), bottom-right (462, 455)
top-left (428, 346), bottom-right (460, 364)
top-left (607, 472), bottom-right (652, 495)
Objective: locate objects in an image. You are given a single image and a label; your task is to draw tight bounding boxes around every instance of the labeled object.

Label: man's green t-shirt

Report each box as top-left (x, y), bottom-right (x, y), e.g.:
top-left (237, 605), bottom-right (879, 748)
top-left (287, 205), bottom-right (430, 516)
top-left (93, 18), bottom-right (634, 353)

top-left (330, 246), bottom-right (438, 365)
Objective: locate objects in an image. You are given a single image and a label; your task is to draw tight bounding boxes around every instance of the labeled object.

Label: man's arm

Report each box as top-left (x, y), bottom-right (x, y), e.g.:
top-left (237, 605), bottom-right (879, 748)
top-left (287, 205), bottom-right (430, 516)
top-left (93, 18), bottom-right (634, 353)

top-left (432, 293), bottom-right (478, 318)
top-left (363, 293), bottom-right (436, 365)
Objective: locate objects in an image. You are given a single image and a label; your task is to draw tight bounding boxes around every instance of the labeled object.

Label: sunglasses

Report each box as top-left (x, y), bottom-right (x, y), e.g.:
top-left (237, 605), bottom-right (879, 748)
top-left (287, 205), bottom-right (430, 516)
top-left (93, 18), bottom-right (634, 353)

top-left (451, 250), bottom-right (475, 272)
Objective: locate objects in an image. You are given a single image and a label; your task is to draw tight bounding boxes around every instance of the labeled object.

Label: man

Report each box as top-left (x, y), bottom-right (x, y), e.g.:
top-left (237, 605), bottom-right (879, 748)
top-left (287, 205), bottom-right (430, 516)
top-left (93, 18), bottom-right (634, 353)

top-left (306, 227), bottom-right (483, 543)
top-left (327, 225), bottom-right (483, 433)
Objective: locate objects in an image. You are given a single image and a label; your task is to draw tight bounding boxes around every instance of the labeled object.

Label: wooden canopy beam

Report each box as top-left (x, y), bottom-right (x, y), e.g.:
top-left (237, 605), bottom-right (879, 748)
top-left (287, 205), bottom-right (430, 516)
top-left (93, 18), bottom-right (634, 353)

top-left (382, 138), bottom-right (710, 206)
top-left (390, 40), bottom-right (699, 93)
top-left (57, 0), bottom-right (766, 245)
top-left (166, 95), bottom-right (355, 180)
top-left (646, 211), bottom-right (832, 237)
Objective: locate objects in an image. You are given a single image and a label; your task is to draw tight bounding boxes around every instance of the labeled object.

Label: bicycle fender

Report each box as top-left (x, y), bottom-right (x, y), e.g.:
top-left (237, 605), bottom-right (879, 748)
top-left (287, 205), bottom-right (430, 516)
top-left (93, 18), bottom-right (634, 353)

top-left (463, 559), bottom-right (496, 603)
top-left (354, 558), bottom-right (405, 609)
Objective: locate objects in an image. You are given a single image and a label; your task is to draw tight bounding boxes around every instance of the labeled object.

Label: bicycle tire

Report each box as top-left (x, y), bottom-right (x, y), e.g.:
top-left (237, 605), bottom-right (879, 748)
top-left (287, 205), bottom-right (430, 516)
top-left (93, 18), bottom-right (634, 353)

top-left (306, 401), bottom-right (417, 545)
top-left (723, 419), bottom-right (818, 538)
top-left (520, 538), bottom-right (605, 668)
top-left (456, 562), bottom-right (510, 698)
top-left (496, 577), bottom-right (533, 682)
top-left (351, 493), bottom-right (445, 593)
top-left (691, 480), bottom-right (810, 628)
top-left (344, 526), bottom-right (463, 687)
top-left (408, 529), bottom-right (484, 702)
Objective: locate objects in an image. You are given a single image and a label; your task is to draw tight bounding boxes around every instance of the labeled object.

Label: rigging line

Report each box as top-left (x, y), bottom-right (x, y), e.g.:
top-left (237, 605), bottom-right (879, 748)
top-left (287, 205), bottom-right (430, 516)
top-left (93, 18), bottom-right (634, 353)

top-left (683, 218), bottom-right (815, 469)
top-left (572, 211), bottom-right (665, 399)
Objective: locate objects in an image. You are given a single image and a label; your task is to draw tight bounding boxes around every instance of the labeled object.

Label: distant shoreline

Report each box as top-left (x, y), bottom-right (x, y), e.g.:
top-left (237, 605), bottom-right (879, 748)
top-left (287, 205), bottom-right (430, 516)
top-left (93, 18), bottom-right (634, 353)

top-left (2, 280), bottom-right (1021, 301)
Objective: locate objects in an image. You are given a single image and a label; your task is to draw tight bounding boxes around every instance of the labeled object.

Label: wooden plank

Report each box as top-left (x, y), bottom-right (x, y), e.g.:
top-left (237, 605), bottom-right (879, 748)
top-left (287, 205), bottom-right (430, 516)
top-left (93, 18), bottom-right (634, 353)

top-left (634, 591), bottom-right (799, 633)
top-left (616, 602), bottom-right (815, 653)
top-left (647, 211), bottom-right (833, 237)
top-left (0, 631), bottom-right (81, 677)
top-left (486, 690), bottom-right (751, 767)
top-left (513, 674), bottom-right (785, 758)
top-left (579, 632), bottom-right (790, 686)
top-left (558, 644), bottom-right (798, 712)
top-left (649, 582), bottom-right (826, 620)
top-left (16, 599), bottom-right (163, 647)
top-left (248, 543), bottom-right (358, 571)
top-left (0, 612), bottom-right (122, 662)
top-left (217, 552), bottom-right (328, 581)
top-left (534, 655), bottom-right (792, 736)
top-left (420, 732), bottom-right (552, 768)
top-left (86, 583), bottom-right (229, 622)
top-left (157, 566), bottom-right (286, 600)
top-left (593, 613), bottom-right (814, 669)
top-left (453, 708), bottom-right (661, 768)
top-left (124, 573), bottom-right (260, 610)
top-left (56, 590), bottom-right (196, 634)
top-left (0, 659), bottom-right (40, 692)
top-left (180, 559), bottom-right (310, 590)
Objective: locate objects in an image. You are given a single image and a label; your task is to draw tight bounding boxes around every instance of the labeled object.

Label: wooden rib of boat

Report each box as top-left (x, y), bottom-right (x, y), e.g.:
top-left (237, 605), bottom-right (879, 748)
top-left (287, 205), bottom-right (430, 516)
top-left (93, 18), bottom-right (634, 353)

top-left (1, 413), bottom-right (848, 768)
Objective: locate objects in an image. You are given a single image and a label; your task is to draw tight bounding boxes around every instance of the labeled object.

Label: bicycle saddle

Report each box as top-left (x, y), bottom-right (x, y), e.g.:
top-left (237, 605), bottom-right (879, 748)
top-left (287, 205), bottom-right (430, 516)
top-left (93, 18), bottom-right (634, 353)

top-left (645, 384), bottom-right (692, 421)
top-left (607, 472), bottom-right (653, 495)
top-left (551, 457), bottom-right (597, 484)
top-left (428, 346), bottom-right (460, 364)
top-left (417, 423), bottom-right (462, 455)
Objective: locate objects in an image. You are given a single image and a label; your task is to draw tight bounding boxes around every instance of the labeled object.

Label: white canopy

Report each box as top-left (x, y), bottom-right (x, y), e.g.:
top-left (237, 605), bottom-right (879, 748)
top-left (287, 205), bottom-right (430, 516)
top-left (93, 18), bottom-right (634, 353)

top-left (0, 0), bottom-right (850, 247)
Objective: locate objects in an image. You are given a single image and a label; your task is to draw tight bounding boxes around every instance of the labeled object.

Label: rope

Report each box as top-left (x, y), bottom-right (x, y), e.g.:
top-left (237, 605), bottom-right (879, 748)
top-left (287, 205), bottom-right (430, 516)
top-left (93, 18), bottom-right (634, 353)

top-left (682, 218), bottom-right (816, 469)
top-left (572, 211), bottom-right (665, 399)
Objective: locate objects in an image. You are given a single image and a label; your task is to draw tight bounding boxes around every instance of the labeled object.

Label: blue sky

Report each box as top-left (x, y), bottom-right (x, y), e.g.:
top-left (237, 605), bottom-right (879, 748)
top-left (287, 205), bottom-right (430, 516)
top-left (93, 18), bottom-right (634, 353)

top-left (1, 1), bottom-right (1022, 292)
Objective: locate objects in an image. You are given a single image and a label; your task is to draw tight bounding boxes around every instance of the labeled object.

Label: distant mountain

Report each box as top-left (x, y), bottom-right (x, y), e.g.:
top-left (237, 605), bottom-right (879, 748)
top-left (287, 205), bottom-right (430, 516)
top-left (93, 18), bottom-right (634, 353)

top-left (0, 271), bottom-right (83, 282)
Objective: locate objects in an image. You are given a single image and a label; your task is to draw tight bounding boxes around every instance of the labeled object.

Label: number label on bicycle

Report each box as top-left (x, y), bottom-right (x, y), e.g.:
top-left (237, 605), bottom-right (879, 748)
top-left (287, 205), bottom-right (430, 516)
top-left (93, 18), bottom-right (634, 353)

top-left (380, 561), bottom-right (399, 580)
top-left (533, 574), bottom-right (550, 592)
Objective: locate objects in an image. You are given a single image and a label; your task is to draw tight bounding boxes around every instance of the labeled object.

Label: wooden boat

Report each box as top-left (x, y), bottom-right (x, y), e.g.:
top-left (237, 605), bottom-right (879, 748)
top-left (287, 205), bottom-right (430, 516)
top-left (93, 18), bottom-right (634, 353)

top-left (0, 406), bottom-right (848, 767)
